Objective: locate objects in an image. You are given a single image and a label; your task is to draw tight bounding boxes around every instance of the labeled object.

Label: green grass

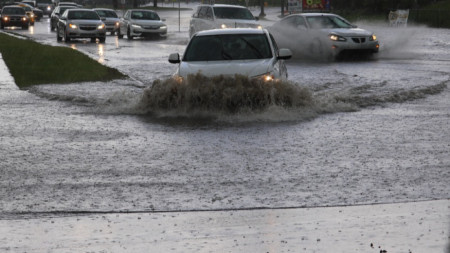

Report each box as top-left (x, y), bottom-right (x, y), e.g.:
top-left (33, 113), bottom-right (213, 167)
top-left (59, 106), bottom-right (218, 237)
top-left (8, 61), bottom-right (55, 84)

top-left (0, 33), bottom-right (127, 89)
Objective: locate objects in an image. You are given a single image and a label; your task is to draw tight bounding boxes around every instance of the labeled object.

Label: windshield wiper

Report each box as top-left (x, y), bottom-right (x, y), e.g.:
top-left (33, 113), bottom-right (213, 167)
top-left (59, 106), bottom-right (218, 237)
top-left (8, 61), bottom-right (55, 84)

top-left (240, 37), bottom-right (263, 59)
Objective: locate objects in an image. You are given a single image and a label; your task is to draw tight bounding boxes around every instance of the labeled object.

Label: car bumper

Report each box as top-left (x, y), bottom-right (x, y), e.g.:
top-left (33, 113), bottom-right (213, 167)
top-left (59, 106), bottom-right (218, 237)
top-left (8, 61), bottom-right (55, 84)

top-left (105, 25), bottom-right (119, 33)
top-left (1, 20), bottom-right (29, 27)
top-left (331, 40), bottom-right (379, 54)
top-left (67, 28), bottom-right (106, 38)
top-left (130, 26), bottom-right (167, 36)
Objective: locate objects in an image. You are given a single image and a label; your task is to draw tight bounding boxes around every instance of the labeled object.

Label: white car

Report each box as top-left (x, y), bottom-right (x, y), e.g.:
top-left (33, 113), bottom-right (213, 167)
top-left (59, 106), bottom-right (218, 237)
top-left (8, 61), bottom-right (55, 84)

top-left (189, 4), bottom-right (261, 38)
top-left (93, 8), bottom-right (119, 35)
top-left (118, 9), bottom-right (167, 40)
top-left (168, 28), bottom-right (292, 82)
top-left (269, 13), bottom-right (379, 59)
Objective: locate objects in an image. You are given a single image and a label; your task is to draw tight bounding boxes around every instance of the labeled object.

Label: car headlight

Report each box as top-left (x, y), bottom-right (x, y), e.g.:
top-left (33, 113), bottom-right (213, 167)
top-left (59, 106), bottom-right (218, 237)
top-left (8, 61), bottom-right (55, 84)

top-left (257, 25), bottom-right (263, 29)
top-left (160, 25), bottom-right (167, 30)
top-left (69, 23), bottom-right (77, 29)
top-left (115, 22), bottom-right (119, 27)
top-left (47, 6), bottom-right (51, 11)
top-left (3, 17), bottom-right (9, 21)
top-left (253, 73), bottom-right (275, 82)
top-left (370, 34), bottom-right (377, 41)
top-left (173, 74), bottom-right (184, 84)
top-left (329, 34), bottom-right (346, 41)
top-left (220, 24), bottom-right (228, 29)
top-left (21, 17), bottom-right (27, 21)
top-left (97, 24), bottom-right (105, 29)
top-left (131, 24), bottom-right (141, 28)
top-left (30, 14), bottom-right (34, 18)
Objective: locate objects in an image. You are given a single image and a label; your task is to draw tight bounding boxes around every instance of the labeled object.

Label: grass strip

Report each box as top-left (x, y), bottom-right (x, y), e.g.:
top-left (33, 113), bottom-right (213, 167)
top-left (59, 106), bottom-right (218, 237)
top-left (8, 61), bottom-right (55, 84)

top-left (0, 33), bottom-right (127, 89)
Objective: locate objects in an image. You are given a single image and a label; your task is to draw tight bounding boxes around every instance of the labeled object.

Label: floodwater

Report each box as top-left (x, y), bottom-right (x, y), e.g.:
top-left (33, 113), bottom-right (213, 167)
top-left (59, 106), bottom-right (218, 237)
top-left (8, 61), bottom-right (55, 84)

top-left (0, 6), bottom-right (449, 251)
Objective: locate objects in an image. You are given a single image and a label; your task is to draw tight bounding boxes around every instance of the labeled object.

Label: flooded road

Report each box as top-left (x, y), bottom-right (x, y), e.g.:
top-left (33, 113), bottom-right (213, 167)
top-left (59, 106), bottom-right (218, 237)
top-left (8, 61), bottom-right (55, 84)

top-left (0, 7), bottom-right (449, 216)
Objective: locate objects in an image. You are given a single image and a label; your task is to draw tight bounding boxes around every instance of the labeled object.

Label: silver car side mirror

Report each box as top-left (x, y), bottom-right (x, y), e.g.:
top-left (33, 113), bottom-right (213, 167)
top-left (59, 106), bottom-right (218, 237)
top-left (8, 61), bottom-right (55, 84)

top-left (168, 53), bottom-right (180, 64)
top-left (277, 48), bottom-right (292, 60)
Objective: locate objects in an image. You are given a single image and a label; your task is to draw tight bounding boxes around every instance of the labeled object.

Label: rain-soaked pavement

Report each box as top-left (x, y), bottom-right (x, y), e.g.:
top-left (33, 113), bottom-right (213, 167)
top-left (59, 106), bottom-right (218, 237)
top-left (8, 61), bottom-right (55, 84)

top-left (0, 4), bottom-right (449, 252)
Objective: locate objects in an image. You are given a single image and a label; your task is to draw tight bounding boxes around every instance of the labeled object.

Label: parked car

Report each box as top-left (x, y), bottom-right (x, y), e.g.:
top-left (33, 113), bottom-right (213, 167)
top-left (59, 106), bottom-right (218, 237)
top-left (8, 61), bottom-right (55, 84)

top-left (16, 3), bottom-right (35, 24)
top-left (50, 5), bottom-right (75, 31)
top-left (118, 9), bottom-right (167, 39)
top-left (168, 28), bottom-right (292, 81)
top-left (93, 8), bottom-right (119, 35)
top-left (56, 9), bottom-right (106, 43)
top-left (189, 4), bottom-right (261, 38)
top-left (36, 0), bottom-right (54, 17)
top-left (1, 5), bottom-right (29, 29)
top-left (20, 1), bottom-right (43, 20)
top-left (268, 13), bottom-right (379, 59)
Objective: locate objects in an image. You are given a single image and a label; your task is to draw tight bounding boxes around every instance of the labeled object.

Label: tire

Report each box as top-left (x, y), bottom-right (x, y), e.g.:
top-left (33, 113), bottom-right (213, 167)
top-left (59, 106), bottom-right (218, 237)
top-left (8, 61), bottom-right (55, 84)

top-left (127, 27), bottom-right (133, 40)
top-left (99, 37), bottom-right (105, 43)
top-left (63, 28), bottom-right (70, 42)
top-left (56, 27), bottom-right (62, 41)
top-left (117, 28), bottom-right (123, 39)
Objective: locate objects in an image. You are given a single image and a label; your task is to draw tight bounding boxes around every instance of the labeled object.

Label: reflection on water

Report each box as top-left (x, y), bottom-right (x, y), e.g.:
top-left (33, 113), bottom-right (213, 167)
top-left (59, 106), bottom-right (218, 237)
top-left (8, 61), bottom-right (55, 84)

top-left (97, 43), bottom-right (104, 64)
top-left (70, 44), bottom-right (77, 50)
top-left (29, 25), bottom-right (34, 35)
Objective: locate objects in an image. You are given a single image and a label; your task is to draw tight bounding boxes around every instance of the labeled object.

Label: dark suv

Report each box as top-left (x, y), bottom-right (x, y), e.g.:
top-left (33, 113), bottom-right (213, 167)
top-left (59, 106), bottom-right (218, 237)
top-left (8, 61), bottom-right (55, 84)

top-left (1, 5), bottom-right (29, 29)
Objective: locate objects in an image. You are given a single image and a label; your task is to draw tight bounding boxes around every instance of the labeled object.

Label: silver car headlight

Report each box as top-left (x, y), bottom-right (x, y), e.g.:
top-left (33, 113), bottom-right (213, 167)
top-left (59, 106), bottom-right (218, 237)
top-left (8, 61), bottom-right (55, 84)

top-left (370, 34), bottom-right (377, 41)
top-left (131, 24), bottom-right (142, 28)
top-left (329, 34), bottom-right (346, 41)
top-left (97, 24), bottom-right (105, 30)
top-left (160, 25), bottom-right (167, 30)
top-left (68, 23), bottom-right (77, 29)
top-left (220, 24), bottom-right (228, 29)
top-left (253, 73), bottom-right (275, 82)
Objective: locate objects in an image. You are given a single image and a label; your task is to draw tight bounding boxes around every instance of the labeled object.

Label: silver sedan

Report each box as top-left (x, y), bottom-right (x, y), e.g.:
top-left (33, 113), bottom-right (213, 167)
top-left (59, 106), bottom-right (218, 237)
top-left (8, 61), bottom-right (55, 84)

top-left (269, 13), bottom-right (379, 60)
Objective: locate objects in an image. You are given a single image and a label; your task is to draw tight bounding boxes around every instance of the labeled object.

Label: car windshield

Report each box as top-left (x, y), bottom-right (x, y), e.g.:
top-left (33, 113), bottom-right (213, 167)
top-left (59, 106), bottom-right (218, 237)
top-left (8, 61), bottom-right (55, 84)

top-left (183, 34), bottom-right (272, 61)
top-left (213, 7), bottom-right (254, 20)
top-left (96, 10), bottom-right (118, 18)
top-left (21, 6), bottom-right (33, 11)
top-left (306, 15), bottom-right (354, 29)
top-left (59, 6), bottom-right (74, 14)
top-left (68, 10), bottom-right (99, 20)
top-left (130, 11), bottom-right (160, 20)
top-left (2, 7), bottom-right (25, 15)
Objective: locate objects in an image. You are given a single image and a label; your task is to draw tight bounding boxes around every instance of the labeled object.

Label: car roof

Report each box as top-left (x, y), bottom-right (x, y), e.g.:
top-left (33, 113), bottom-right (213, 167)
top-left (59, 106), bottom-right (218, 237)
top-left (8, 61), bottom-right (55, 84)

top-left (290, 13), bottom-right (338, 17)
top-left (65, 8), bottom-right (95, 12)
top-left (93, 8), bottom-right (115, 11)
top-left (195, 28), bottom-right (266, 37)
top-left (2, 5), bottom-right (23, 9)
top-left (129, 9), bottom-right (156, 12)
top-left (197, 4), bottom-right (247, 9)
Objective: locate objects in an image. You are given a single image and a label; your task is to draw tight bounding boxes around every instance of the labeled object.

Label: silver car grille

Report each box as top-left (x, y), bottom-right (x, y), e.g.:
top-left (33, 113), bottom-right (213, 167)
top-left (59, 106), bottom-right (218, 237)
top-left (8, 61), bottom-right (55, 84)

top-left (143, 25), bottom-right (160, 29)
top-left (352, 37), bottom-right (367, 43)
top-left (80, 25), bottom-right (97, 31)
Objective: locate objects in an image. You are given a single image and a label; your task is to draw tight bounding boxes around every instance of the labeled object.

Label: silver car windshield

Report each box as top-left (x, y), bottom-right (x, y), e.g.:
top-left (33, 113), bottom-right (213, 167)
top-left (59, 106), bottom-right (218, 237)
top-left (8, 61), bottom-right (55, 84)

top-left (213, 7), bottom-right (255, 20)
top-left (183, 34), bottom-right (272, 62)
top-left (131, 11), bottom-right (160, 20)
top-left (96, 10), bottom-right (118, 18)
top-left (68, 10), bottom-right (100, 20)
top-left (306, 16), bottom-right (354, 29)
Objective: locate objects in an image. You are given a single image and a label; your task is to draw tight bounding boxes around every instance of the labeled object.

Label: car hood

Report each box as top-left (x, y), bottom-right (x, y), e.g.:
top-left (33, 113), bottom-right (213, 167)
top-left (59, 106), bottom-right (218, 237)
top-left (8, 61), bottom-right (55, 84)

top-left (178, 59), bottom-right (273, 78)
top-left (130, 19), bottom-right (165, 26)
top-left (70, 19), bottom-right (103, 25)
top-left (324, 28), bottom-right (373, 37)
top-left (215, 19), bottom-right (260, 28)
